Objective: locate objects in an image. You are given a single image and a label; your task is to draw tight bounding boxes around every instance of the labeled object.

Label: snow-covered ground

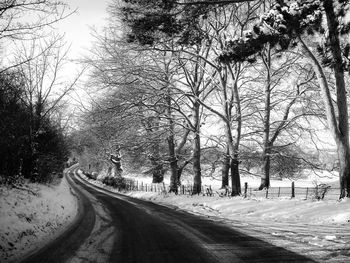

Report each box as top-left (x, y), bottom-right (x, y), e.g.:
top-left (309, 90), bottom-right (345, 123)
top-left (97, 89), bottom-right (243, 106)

top-left (125, 191), bottom-right (350, 224)
top-left (124, 169), bottom-right (339, 189)
top-left (80, 170), bottom-right (350, 262)
top-left (0, 174), bottom-right (78, 262)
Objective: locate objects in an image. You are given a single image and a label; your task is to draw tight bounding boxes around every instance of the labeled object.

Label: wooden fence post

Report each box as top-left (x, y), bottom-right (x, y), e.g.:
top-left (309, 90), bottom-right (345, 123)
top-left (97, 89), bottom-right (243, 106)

top-left (265, 188), bottom-right (269, 198)
top-left (315, 184), bottom-right (318, 199)
top-left (277, 187), bottom-right (281, 198)
top-left (305, 187), bottom-right (309, 200)
top-left (244, 182), bottom-right (248, 198)
top-left (291, 182), bottom-right (295, 198)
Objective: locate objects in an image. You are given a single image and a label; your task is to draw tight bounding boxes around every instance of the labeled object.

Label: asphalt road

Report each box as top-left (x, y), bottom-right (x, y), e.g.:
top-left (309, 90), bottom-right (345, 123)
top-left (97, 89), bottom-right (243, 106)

top-left (21, 169), bottom-right (315, 263)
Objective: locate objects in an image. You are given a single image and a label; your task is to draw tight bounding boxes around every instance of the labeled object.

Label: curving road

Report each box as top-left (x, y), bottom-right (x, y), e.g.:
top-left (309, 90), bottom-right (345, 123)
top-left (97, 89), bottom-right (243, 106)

top-left (21, 168), bottom-right (315, 263)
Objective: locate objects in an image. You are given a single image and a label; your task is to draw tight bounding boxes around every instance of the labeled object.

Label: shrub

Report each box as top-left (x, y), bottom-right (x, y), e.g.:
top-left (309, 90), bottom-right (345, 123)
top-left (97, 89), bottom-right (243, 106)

top-left (83, 171), bottom-right (98, 180)
top-left (102, 176), bottom-right (126, 190)
top-left (313, 183), bottom-right (331, 200)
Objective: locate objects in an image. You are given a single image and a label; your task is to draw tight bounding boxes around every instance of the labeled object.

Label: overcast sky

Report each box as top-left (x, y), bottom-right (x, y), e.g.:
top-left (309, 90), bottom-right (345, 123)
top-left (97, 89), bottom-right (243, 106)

top-left (58, 0), bottom-right (110, 59)
top-left (51, 1), bottom-right (111, 112)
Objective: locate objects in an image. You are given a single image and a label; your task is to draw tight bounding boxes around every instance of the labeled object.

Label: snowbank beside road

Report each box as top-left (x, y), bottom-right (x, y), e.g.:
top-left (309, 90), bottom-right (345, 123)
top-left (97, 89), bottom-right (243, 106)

top-left (78, 170), bottom-right (349, 225)
top-left (0, 175), bottom-right (78, 262)
top-left (126, 191), bottom-right (350, 225)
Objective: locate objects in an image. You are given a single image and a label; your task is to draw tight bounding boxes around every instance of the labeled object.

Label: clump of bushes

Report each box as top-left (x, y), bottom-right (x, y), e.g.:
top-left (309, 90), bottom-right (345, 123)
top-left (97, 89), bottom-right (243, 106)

top-left (102, 176), bottom-right (126, 190)
top-left (313, 183), bottom-right (331, 200)
top-left (83, 171), bottom-right (98, 180)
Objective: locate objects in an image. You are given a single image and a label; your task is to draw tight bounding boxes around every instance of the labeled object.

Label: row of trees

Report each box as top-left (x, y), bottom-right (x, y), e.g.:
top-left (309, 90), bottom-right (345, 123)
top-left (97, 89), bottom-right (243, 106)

top-left (0, 1), bottom-right (78, 184)
top-left (75, 0), bottom-right (349, 198)
top-left (0, 69), bottom-right (68, 183)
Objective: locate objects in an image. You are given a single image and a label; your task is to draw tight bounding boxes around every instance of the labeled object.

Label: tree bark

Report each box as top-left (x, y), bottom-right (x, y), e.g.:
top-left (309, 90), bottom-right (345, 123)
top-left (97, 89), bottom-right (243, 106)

top-left (323, 0), bottom-right (350, 198)
top-left (230, 153), bottom-right (241, 196)
top-left (259, 48), bottom-right (271, 190)
top-left (177, 158), bottom-right (191, 184)
top-left (192, 100), bottom-right (202, 195)
top-left (260, 146), bottom-right (271, 189)
top-left (230, 67), bottom-right (242, 196)
top-left (166, 85), bottom-right (179, 193)
top-left (221, 147), bottom-right (230, 188)
top-left (151, 156), bottom-right (164, 183)
top-left (150, 117), bottom-right (164, 184)
top-left (168, 134), bottom-right (179, 192)
top-left (110, 148), bottom-right (123, 177)
top-left (168, 137), bottom-right (179, 192)
top-left (223, 120), bottom-right (241, 196)
top-left (338, 141), bottom-right (350, 198)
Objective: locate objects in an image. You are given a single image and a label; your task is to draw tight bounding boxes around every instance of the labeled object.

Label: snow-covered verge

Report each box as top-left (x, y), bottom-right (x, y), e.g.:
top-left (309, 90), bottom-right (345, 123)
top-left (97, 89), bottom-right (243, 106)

top-left (126, 191), bottom-right (350, 225)
top-left (0, 175), bottom-right (78, 262)
top-left (79, 169), bottom-right (349, 225)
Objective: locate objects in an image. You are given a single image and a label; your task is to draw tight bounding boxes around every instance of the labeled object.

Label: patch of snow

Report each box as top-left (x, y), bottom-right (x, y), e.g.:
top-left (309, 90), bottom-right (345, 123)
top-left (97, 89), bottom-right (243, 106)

top-left (0, 175), bottom-right (78, 262)
top-left (324, 235), bottom-right (336, 240)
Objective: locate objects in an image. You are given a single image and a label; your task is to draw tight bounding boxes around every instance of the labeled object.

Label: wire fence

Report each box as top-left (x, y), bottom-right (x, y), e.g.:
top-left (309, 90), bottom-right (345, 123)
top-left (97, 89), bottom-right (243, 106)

top-left (123, 180), bottom-right (341, 200)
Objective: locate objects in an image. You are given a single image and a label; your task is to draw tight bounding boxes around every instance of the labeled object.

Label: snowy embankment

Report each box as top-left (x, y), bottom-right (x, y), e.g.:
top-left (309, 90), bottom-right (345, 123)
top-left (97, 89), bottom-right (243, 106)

top-left (79, 170), bottom-right (350, 225)
top-left (125, 191), bottom-right (350, 225)
top-left (0, 174), bottom-right (78, 262)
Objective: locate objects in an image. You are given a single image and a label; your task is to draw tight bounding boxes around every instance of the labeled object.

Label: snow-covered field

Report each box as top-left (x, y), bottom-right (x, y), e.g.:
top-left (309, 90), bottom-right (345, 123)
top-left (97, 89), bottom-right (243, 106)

top-left (80, 170), bottom-right (350, 262)
top-left (125, 191), bottom-right (350, 224)
top-left (124, 169), bottom-right (340, 189)
top-left (0, 174), bottom-right (78, 262)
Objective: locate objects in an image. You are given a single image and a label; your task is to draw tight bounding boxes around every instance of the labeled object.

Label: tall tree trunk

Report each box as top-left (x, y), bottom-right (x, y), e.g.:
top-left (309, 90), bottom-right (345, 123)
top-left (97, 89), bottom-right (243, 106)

top-left (168, 136), bottom-right (178, 192)
top-left (149, 117), bottom-right (164, 184)
top-left (338, 141), bottom-right (350, 198)
top-left (166, 86), bottom-right (179, 193)
top-left (260, 146), bottom-right (271, 189)
top-left (227, 64), bottom-right (242, 196)
top-left (151, 154), bottom-right (164, 183)
top-left (323, 0), bottom-right (350, 198)
top-left (259, 47), bottom-right (271, 190)
top-left (192, 100), bottom-right (202, 194)
top-left (177, 158), bottom-right (191, 185)
top-left (221, 147), bottom-right (230, 188)
top-left (110, 147), bottom-right (123, 177)
top-left (230, 153), bottom-right (241, 196)
top-left (299, 0), bottom-right (350, 197)
top-left (224, 121), bottom-right (241, 196)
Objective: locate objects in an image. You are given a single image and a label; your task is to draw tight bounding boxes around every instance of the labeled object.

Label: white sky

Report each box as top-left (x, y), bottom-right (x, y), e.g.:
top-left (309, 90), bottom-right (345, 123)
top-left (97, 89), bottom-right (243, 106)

top-left (54, 0), bottom-right (112, 110)
top-left (58, 0), bottom-right (110, 60)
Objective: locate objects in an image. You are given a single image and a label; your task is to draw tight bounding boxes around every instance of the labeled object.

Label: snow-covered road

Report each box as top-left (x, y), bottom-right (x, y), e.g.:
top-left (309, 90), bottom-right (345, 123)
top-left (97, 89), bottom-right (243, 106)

top-left (79, 172), bottom-right (350, 262)
top-left (23, 169), bottom-right (319, 262)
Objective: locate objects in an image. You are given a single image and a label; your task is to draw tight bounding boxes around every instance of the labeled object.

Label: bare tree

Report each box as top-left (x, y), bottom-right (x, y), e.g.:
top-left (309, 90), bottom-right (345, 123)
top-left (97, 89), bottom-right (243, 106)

top-left (0, 0), bottom-right (74, 72)
top-left (14, 34), bottom-right (81, 179)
